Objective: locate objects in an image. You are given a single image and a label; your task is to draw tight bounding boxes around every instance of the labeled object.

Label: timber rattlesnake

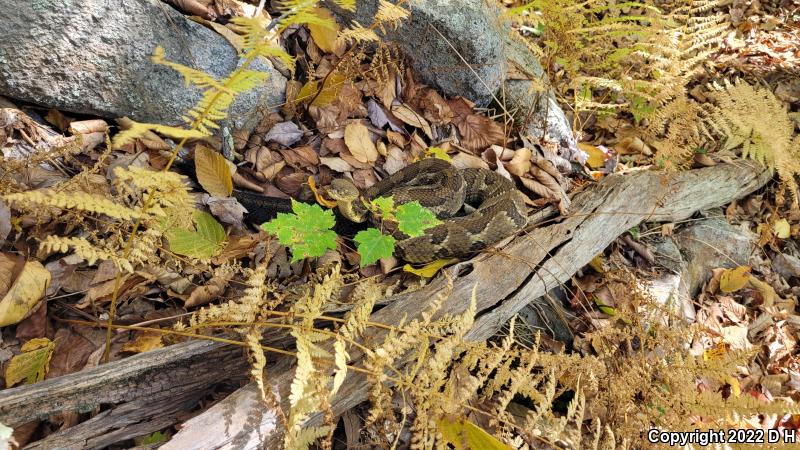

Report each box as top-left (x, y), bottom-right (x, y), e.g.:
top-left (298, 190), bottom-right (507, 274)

top-left (327, 159), bottom-right (529, 263)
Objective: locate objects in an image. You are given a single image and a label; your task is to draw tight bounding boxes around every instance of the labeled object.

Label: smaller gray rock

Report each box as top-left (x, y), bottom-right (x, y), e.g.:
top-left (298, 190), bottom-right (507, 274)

top-left (673, 217), bottom-right (754, 295)
top-left (502, 34), bottom-right (583, 172)
top-left (773, 253), bottom-right (800, 281)
top-left (0, 0), bottom-right (286, 133)
top-left (331, 0), bottom-right (507, 107)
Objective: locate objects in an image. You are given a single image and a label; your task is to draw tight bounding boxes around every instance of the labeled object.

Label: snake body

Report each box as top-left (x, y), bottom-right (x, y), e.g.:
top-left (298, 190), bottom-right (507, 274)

top-left (328, 159), bottom-right (529, 263)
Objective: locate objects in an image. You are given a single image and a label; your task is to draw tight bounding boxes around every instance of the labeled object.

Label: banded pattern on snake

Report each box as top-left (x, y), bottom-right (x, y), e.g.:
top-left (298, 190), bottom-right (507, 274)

top-left (327, 158), bottom-right (529, 263)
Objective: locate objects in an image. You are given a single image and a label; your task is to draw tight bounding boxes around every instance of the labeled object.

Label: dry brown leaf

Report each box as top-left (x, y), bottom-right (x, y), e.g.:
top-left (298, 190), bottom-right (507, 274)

top-left (170, 0), bottom-right (215, 19)
top-left (615, 136), bottom-right (651, 156)
top-left (68, 119), bottom-right (108, 135)
top-left (486, 145), bottom-right (514, 161)
top-left (260, 160), bottom-right (286, 180)
top-left (185, 273), bottom-right (230, 308)
top-left (386, 131), bottom-right (406, 148)
top-left (506, 148), bottom-right (532, 177)
top-left (344, 121), bottom-right (378, 163)
top-left (352, 169), bottom-right (379, 189)
top-left (520, 176), bottom-right (555, 200)
top-left (391, 103), bottom-right (432, 139)
top-left (414, 88), bottom-right (454, 125)
top-left (320, 156), bottom-right (354, 173)
top-left (278, 145), bottom-right (319, 169)
top-left (195, 145), bottom-right (233, 197)
top-left (384, 145), bottom-right (407, 175)
top-left (447, 96), bottom-right (505, 152)
top-left (451, 152), bottom-right (489, 170)
top-left (275, 171), bottom-right (307, 197)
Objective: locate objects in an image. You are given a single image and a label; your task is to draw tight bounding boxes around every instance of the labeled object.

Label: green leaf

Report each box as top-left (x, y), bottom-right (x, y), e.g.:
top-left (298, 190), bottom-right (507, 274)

top-left (438, 417), bottom-right (513, 450)
top-left (165, 210), bottom-right (226, 259)
top-left (370, 196), bottom-right (395, 220)
top-left (262, 200), bottom-right (337, 262)
top-left (137, 431), bottom-right (168, 446)
top-left (354, 228), bottom-right (395, 267)
top-left (395, 201), bottom-right (441, 238)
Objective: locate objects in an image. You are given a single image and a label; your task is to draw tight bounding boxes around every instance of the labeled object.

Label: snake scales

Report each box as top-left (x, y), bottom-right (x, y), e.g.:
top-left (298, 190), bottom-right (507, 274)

top-left (327, 158), bottom-right (529, 263)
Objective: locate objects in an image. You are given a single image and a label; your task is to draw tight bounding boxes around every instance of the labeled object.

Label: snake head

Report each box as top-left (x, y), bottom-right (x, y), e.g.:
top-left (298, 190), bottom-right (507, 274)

top-left (327, 179), bottom-right (368, 223)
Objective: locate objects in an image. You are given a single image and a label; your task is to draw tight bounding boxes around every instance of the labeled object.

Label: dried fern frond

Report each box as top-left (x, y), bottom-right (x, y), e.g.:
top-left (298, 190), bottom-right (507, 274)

top-left (40, 236), bottom-right (135, 272)
top-left (3, 189), bottom-right (142, 220)
top-left (338, 21), bottom-right (380, 45)
top-left (375, 0), bottom-right (410, 32)
top-left (710, 80), bottom-right (800, 205)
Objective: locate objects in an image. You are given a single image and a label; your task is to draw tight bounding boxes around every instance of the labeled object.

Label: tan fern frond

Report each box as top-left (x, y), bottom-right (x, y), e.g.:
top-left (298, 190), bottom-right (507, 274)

top-left (3, 189), bottom-right (142, 220)
top-left (338, 21), bottom-right (380, 45)
top-left (710, 80), bottom-right (799, 205)
top-left (40, 236), bottom-right (135, 272)
top-left (375, 0), bottom-right (410, 32)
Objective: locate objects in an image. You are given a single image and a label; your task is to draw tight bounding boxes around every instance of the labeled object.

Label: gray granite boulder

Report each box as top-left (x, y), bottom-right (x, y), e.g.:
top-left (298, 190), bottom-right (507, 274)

top-left (0, 0), bottom-right (286, 131)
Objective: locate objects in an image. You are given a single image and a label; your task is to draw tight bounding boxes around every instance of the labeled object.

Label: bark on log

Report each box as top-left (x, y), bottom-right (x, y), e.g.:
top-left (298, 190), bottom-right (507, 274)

top-left (166, 162), bottom-right (771, 449)
top-left (0, 339), bottom-right (249, 450)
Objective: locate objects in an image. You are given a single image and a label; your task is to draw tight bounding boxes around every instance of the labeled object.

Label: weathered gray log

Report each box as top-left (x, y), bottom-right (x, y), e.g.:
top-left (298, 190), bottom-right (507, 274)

top-left (167, 161), bottom-right (772, 449)
top-left (0, 339), bottom-right (249, 450)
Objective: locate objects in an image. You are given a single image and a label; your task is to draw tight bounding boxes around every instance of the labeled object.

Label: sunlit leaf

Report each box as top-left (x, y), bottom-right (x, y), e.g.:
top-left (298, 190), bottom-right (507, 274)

top-left (0, 260), bottom-right (50, 327)
top-left (719, 266), bottom-right (751, 293)
top-left (5, 337), bottom-right (55, 388)
top-left (438, 417), bottom-right (513, 450)
top-left (403, 258), bottom-right (458, 278)
top-left (195, 145), bottom-right (233, 197)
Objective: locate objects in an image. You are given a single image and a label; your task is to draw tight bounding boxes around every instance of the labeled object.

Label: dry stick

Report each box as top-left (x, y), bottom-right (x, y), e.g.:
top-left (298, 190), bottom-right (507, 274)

top-left (164, 161), bottom-right (771, 450)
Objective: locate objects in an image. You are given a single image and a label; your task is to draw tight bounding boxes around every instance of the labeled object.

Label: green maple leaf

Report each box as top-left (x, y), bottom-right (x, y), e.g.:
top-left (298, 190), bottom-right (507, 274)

top-left (164, 210), bottom-right (225, 259)
top-left (354, 228), bottom-right (395, 267)
top-left (262, 199), bottom-right (337, 262)
top-left (370, 196), bottom-right (395, 220)
top-left (395, 201), bottom-right (441, 238)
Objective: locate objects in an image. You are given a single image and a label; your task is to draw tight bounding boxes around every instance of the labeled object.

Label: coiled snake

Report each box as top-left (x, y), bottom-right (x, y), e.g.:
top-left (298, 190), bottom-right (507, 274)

top-left (327, 158), bottom-right (529, 263)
